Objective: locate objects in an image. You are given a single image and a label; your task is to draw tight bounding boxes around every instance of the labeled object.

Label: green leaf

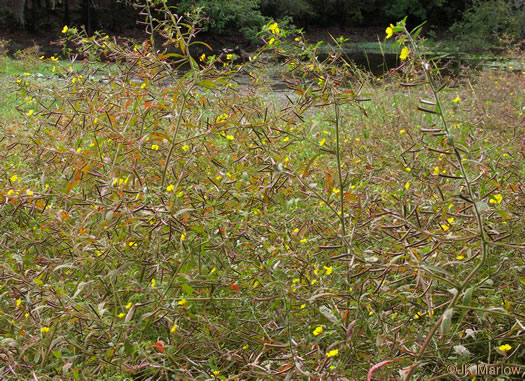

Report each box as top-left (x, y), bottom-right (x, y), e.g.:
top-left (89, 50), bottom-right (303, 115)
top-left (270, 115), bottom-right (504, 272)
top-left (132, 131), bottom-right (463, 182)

top-left (196, 80), bottom-right (217, 89)
top-left (124, 338), bottom-right (135, 355)
top-left (441, 308), bottom-right (454, 336)
top-left (181, 283), bottom-right (194, 296)
top-left (189, 225), bottom-right (205, 234)
top-left (463, 287), bottom-right (474, 306)
top-left (475, 201), bottom-right (490, 212)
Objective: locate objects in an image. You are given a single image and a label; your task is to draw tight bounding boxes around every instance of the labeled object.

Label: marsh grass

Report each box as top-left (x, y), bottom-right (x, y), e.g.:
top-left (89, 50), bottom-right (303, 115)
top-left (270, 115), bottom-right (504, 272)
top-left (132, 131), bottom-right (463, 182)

top-left (0, 6), bottom-right (523, 380)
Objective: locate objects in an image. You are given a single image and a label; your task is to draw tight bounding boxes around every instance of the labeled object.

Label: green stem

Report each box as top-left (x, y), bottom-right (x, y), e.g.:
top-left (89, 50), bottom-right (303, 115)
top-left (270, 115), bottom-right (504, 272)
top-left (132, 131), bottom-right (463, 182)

top-left (161, 93), bottom-right (188, 187)
top-left (402, 25), bottom-right (490, 379)
top-left (334, 102), bottom-right (346, 241)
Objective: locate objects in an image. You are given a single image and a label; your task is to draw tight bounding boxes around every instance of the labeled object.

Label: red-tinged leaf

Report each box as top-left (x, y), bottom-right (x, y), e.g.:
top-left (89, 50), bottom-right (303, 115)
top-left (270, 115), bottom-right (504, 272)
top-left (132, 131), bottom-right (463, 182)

top-left (155, 341), bottom-right (165, 353)
top-left (125, 99), bottom-right (131, 109)
top-left (229, 283), bottom-right (240, 292)
top-left (368, 360), bottom-right (395, 381)
top-left (65, 179), bottom-right (80, 195)
top-left (144, 101), bottom-right (151, 110)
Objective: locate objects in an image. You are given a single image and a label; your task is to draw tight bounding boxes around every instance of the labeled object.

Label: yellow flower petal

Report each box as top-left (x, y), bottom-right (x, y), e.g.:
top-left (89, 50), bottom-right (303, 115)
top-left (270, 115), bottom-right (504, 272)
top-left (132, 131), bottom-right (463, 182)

top-left (400, 46), bottom-right (409, 60)
top-left (326, 349), bottom-right (339, 358)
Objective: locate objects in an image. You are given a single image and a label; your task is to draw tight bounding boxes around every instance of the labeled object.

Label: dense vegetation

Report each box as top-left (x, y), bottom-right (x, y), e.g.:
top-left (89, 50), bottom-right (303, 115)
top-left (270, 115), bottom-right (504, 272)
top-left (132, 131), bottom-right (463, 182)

top-left (1, 0), bottom-right (524, 51)
top-left (0, 2), bottom-right (524, 380)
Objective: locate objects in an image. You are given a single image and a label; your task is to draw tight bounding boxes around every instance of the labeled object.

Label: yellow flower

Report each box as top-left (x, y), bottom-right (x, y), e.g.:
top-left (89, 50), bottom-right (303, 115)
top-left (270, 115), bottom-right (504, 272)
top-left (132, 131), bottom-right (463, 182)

top-left (150, 278), bottom-right (156, 287)
top-left (268, 38), bottom-right (275, 45)
top-left (385, 24), bottom-right (394, 39)
top-left (212, 371), bottom-right (220, 378)
top-left (216, 113), bottom-right (228, 123)
top-left (62, 25), bottom-right (68, 33)
top-left (326, 349), bottom-right (338, 358)
top-left (128, 241), bottom-right (137, 247)
top-left (199, 54), bottom-right (206, 62)
top-left (447, 217), bottom-right (454, 224)
top-left (125, 302), bottom-right (132, 309)
top-left (166, 184), bottom-right (175, 192)
top-left (7, 190), bottom-right (14, 196)
top-left (457, 255), bottom-right (464, 260)
top-left (226, 135), bottom-right (234, 141)
top-left (441, 224), bottom-right (450, 232)
top-left (400, 46), bottom-right (409, 60)
top-left (319, 138), bottom-right (326, 146)
top-left (27, 109), bottom-right (34, 116)
top-left (41, 327), bottom-right (50, 333)
top-left (151, 144), bottom-right (159, 151)
top-left (399, 129), bottom-right (406, 134)
top-left (242, 344), bottom-right (249, 349)
top-left (10, 175), bottom-right (18, 182)
top-left (323, 266), bottom-right (333, 275)
top-left (452, 96), bottom-right (460, 103)
top-left (181, 233), bottom-right (186, 241)
top-left (269, 22), bottom-right (280, 35)
top-left (313, 326), bottom-right (323, 336)
top-left (300, 238), bottom-right (307, 243)
top-left (170, 324), bottom-right (178, 333)
top-left (405, 182), bottom-right (410, 190)
top-left (26, 189), bottom-right (34, 196)
top-left (178, 298), bottom-right (187, 306)
top-left (300, 304), bottom-right (306, 309)
top-left (118, 312), bottom-right (125, 318)
top-left (433, 166), bottom-right (440, 175)
top-left (16, 298), bottom-right (22, 308)
top-left (489, 194), bottom-right (502, 205)
top-left (414, 312), bottom-right (422, 319)
top-left (498, 344), bottom-right (511, 352)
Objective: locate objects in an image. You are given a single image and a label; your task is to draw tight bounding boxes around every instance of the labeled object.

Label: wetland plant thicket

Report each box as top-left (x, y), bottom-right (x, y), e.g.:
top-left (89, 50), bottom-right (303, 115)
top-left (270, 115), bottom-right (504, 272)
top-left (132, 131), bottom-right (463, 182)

top-left (0, 3), bottom-right (523, 380)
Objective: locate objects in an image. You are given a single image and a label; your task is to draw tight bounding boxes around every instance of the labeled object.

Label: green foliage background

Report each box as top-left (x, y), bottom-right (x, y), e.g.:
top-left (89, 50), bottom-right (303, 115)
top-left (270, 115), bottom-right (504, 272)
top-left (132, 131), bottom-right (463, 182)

top-left (0, 1), bottom-right (524, 51)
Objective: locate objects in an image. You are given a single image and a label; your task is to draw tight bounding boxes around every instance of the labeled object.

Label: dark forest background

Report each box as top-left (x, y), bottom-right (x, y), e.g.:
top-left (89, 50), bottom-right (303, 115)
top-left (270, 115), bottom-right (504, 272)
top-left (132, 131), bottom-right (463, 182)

top-left (0, 0), bottom-right (523, 51)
